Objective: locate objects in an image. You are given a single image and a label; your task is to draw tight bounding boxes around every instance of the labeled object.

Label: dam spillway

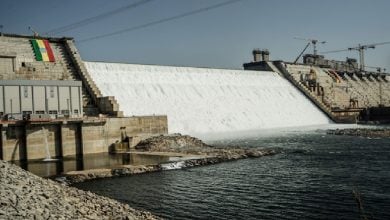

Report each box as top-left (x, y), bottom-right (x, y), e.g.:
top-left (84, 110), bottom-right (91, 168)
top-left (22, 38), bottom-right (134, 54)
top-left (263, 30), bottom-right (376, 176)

top-left (85, 62), bottom-right (331, 135)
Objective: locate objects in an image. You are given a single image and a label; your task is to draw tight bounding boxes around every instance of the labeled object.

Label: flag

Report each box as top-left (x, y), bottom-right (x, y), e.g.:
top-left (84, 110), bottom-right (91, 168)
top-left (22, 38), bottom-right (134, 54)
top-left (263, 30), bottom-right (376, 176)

top-left (31, 39), bottom-right (55, 62)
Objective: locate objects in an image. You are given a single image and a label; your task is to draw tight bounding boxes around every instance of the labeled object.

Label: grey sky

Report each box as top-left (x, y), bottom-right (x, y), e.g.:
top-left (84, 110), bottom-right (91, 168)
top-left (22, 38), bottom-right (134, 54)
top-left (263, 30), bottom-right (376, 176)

top-left (1, 0), bottom-right (389, 70)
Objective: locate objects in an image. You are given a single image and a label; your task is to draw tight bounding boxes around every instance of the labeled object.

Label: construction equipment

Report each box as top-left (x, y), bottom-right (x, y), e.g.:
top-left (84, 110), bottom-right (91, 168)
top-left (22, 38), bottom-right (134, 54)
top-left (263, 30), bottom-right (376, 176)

top-left (321, 41), bottom-right (390, 72)
top-left (293, 37), bottom-right (326, 64)
top-left (294, 37), bottom-right (327, 55)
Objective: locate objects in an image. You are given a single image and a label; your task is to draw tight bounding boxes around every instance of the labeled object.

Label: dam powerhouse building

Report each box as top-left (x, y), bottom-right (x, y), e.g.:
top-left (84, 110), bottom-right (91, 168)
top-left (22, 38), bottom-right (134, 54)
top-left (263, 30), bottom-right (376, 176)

top-left (0, 33), bottom-right (167, 162)
top-left (0, 33), bottom-right (389, 162)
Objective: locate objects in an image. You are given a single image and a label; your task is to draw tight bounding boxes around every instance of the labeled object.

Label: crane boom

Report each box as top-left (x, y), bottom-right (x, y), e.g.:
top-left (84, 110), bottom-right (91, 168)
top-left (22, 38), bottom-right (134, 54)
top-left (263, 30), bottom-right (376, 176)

top-left (320, 41), bottom-right (390, 71)
top-left (294, 42), bottom-right (311, 64)
top-left (294, 37), bottom-right (326, 55)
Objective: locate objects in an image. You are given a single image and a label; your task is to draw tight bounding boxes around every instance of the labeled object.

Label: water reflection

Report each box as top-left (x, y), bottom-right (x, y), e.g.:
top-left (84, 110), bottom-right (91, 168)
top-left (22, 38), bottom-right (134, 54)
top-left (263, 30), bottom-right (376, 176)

top-left (12, 152), bottom-right (174, 177)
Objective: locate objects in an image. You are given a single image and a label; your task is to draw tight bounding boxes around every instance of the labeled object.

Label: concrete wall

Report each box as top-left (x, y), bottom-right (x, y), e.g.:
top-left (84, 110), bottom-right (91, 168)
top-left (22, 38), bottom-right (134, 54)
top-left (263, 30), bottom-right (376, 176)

top-left (82, 116), bottom-right (168, 155)
top-left (61, 124), bottom-right (78, 157)
top-left (26, 125), bottom-right (61, 160)
top-left (0, 35), bottom-right (76, 80)
top-left (1, 124), bottom-right (26, 161)
top-left (0, 80), bottom-right (83, 117)
top-left (0, 115), bottom-right (168, 161)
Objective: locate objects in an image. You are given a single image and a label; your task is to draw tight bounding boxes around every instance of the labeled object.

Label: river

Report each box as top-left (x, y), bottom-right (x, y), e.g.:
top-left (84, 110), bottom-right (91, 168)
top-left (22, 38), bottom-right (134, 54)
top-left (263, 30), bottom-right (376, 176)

top-left (75, 129), bottom-right (390, 219)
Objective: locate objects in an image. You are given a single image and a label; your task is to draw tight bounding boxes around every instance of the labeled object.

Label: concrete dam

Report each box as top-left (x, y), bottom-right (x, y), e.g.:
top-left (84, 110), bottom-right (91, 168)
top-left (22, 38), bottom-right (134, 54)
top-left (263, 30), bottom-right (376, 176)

top-left (1, 33), bottom-right (388, 161)
top-left (85, 62), bottom-right (331, 136)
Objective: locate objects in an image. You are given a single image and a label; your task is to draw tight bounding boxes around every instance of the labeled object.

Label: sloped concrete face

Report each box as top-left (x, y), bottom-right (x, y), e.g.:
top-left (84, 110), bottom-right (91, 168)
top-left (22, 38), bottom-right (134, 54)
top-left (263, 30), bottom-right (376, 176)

top-left (86, 61), bottom-right (330, 135)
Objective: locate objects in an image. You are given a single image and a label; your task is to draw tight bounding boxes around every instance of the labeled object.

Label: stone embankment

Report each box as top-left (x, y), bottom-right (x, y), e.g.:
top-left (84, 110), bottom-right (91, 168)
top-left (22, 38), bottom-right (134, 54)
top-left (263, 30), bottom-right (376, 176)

top-left (0, 160), bottom-right (158, 220)
top-left (64, 134), bottom-right (277, 184)
top-left (63, 165), bottom-right (160, 184)
top-left (327, 128), bottom-right (390, 138)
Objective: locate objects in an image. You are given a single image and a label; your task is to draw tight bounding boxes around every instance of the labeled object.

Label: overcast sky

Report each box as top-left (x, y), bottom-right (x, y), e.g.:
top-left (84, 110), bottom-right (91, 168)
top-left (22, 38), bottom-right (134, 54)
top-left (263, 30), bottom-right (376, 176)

top-left (1, 0), bottom-right (389, 71)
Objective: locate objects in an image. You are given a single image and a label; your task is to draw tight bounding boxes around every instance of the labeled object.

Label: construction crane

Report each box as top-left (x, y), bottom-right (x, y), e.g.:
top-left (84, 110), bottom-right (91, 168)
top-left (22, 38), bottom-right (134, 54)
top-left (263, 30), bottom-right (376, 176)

top-left (321, 41), bottom-right (390, 72)
top-left (293, 37), bottom-right (326, 64)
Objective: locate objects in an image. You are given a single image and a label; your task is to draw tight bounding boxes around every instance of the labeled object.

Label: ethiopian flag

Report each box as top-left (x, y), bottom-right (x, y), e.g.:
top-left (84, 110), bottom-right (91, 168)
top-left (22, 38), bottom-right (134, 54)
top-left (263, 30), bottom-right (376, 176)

top-left (31, 39), bottom-right (55, 62)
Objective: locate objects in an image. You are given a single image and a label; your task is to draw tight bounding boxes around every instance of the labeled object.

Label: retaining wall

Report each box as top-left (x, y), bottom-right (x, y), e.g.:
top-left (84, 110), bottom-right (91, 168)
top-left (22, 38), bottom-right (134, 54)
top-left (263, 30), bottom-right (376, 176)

top-left (0, 116), bottom-right (168, 161)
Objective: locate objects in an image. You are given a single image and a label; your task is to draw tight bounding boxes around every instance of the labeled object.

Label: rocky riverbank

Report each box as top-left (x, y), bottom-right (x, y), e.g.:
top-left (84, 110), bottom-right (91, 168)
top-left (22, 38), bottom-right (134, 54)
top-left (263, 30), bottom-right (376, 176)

top-left (0, 160), bottom-right (158, 220)
top-left (63, 134), bottom-right (277, 184)
top-left (62, 165), bottom-right (161, 185)
top-left (135, 134), bottom-right (277, 158)
top-left (327, 128), bottom-right (390, 138)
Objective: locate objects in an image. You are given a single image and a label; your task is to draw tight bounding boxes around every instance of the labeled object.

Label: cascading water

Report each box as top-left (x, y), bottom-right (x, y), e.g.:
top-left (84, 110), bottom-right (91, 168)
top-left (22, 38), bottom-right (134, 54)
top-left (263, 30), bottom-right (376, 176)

top-left (42, 127), bottom-right (58, 162)
top-left (85, 62), bottom-right (331, 136)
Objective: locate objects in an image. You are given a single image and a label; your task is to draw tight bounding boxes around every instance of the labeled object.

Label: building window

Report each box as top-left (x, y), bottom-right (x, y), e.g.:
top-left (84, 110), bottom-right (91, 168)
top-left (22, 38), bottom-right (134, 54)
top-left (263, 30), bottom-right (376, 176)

top-left (35, 111), bottom-right (45, 114)
top-left (22, 111), bottom-right (32, 119)
top-left (61, 110), bottom-right (69, 115)
top-left (22, 111), bottom-right (32, 115)
top-left (23, 86), bottom-right (28, 98)
top-left (48, 110), bottom-right (58, 115)
top-left (50, 86), bottom-right (55, 98)
top-left (74, 109), bottom-right (79, 114)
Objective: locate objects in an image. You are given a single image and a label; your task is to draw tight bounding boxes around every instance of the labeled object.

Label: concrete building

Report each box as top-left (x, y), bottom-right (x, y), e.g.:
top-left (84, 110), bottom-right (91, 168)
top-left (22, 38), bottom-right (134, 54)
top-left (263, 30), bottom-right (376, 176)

top-left (0, 80), bottom-right (83, 119)
top-left (0, 33), bottom-right (168, 161)
top-left (0, 33), bottom-right (121, 116)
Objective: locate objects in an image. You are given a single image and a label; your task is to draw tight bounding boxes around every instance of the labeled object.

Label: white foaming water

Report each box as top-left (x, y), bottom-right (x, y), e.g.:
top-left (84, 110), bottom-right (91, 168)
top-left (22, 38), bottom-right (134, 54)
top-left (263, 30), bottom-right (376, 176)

top-left (85, 62), bottom-right (331, 136)
top-left (160, 161), bottom-right (186, 170)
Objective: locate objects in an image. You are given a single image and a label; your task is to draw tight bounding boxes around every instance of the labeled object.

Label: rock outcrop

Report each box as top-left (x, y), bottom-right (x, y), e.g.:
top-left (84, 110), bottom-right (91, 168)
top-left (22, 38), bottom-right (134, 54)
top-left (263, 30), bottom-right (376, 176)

top-left (135, 133), bottom-right (277, 166)
top-left (135, 134), bottom-right (210, 152)
top-left (134, 133), bottom-right (276, 157)
top-left (0, 160), bottom-right (159, 220)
